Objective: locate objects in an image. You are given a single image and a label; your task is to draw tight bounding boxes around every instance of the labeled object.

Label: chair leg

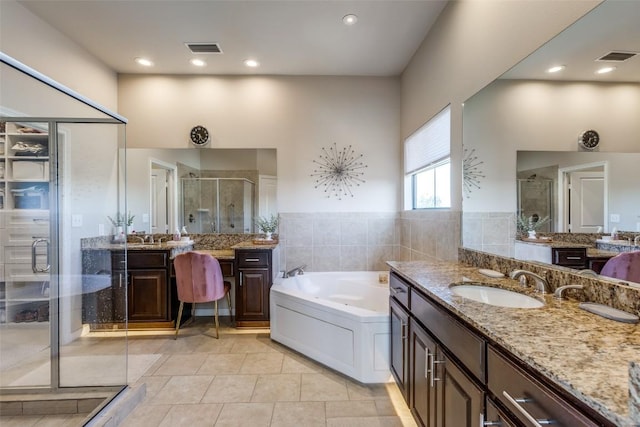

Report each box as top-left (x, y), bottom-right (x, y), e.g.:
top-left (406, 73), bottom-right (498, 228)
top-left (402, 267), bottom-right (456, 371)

top-left (214, 299), bottom-right (220, 339)
top-left (226, 291), bottom-right (233, 323)
top-left (175, 301), bottom-right (184, 340)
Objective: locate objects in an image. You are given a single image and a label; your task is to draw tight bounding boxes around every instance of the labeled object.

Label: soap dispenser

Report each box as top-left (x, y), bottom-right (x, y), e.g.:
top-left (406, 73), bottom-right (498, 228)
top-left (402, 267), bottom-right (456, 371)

top-left (173, 227), bottom-right (181, 241)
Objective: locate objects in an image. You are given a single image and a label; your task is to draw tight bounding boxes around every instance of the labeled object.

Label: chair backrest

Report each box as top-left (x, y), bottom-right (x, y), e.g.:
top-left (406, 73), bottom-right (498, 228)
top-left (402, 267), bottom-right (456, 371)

top-left (174, 252), bottom-right (226, 303)
top-left (599, 251), bottom-right (640, 283)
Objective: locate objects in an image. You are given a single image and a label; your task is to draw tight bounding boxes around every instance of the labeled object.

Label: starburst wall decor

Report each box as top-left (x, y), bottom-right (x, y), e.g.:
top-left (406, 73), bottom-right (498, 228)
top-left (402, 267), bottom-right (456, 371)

top-left (311, 143), bottom-right (367, 200)
top-left (463, 147), bottom-right (485, 198)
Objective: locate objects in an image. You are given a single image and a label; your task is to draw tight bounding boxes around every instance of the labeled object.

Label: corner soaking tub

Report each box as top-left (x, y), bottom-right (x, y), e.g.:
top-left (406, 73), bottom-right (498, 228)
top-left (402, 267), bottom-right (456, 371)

top-left (270, 271), bottom-right (391, 383)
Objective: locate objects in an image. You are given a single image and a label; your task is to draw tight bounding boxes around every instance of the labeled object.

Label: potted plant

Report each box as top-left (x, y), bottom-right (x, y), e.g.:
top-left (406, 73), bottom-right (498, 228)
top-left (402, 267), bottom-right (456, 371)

top-left (108, 211), bottom-right (135, 236)
top-left (255, 214), bottom-right (279, 240)
top-left (517, 213), bottom-right (550, 239)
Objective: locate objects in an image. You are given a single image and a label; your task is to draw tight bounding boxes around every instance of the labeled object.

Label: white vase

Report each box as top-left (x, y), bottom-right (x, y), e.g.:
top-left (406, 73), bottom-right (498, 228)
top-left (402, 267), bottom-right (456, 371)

top-left (265, 231), bottom-right (273, 240)
top-left (528, 230), bottom-right (537, 239)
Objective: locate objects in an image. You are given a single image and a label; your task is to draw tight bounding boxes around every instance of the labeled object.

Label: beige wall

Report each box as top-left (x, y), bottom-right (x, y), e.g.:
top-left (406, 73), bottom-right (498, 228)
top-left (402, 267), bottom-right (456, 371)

top-left (118, 74), bottom-right (401, 214)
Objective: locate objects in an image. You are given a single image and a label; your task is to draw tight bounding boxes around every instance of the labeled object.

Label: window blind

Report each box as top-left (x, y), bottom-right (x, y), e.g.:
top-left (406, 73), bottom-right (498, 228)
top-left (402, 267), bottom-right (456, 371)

top-left (404, 105), bottom-right (451, 174)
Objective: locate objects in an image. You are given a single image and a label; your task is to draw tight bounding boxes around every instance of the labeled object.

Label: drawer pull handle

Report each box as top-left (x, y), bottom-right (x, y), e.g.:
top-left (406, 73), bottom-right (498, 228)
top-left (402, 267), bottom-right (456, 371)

top-left (565, 256), bottom-right (582, 260)
top-left (502, 391), bottom-right (555, 426)
top-left (32, 218), bottom-right (47, 222)
top-left (483, 422), bottom-right (503, 426)
top-left (390, 286), bottom-right (406, 294)
top-left (428, 353), bottom-right (445, 387)
top-left (244, 258), bottom-right (260, 262)
top-left (400, 321), bottom-right (407, 340)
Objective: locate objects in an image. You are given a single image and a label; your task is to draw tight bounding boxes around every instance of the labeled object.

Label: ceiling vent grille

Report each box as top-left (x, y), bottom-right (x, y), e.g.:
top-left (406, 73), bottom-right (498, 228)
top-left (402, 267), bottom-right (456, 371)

top-left (596, 51), bottom-right (637, 62)
top-left (185, 43), bottom-right (223, 54)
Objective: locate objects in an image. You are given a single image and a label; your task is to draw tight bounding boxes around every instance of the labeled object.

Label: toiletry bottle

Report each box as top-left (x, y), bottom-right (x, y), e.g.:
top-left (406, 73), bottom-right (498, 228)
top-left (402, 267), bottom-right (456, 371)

top-left (611, 227), bottom-right (618, 240)
top-left (181, 226), bottom-right (188, 236)
top-left (173, 227), bottom-right (181, 241)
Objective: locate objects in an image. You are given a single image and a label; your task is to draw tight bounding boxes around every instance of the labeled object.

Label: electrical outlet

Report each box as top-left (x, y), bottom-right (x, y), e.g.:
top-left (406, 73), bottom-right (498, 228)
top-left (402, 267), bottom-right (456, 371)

top-left (610, 214), bottom-right (620, 223)
top-left (71, 214), bottom-right (83, 227)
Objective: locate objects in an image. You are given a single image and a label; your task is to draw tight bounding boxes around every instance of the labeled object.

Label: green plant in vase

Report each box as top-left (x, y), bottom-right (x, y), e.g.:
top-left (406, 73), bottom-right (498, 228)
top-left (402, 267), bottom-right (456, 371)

top-left (255, 214), bottom-right (279, 240)
top-left (517, 213), bottom-right (550, 239)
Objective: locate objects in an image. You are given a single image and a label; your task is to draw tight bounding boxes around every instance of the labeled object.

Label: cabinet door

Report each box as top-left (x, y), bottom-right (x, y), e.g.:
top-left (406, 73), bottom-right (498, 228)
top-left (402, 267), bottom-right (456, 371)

top-left (390, 297), bottom-right (410, 402)
top-left (437, 350), bottom-right (484, 427)
top-left (410, 318), bottom-right (437, 427)
top-left (236, 268), bottom-right (269, 320)
top-left (128, 269), bottom-right (168, 321)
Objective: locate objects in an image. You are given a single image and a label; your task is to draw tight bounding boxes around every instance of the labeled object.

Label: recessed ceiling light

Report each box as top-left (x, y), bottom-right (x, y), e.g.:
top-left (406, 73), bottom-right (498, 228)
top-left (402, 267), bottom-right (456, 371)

top-left (595, 66), bottom-right (616, 74)
top-left (244, 59), bottom-right (259, 68)
top-left (134, 57), bottom-right (154, 67)
top-left (190, 58), bottom-right (207, 67)
top-left (343, 14), bottom-right (358, 25)
top-left (546, 65), bottom-right (565, 73)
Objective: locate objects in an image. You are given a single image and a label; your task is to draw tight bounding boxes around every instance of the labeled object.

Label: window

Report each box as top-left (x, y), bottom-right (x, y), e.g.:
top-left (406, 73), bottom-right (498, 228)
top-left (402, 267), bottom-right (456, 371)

top-left (404, 106), bottom-right (451, 209)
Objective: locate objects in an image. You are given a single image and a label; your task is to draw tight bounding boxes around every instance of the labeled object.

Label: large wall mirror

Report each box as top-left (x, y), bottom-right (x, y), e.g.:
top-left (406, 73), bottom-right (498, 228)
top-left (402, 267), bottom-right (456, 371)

top-left (461, 0), bottom-right (640, 263)
top-left (126, 148), bottom-right (277, 234)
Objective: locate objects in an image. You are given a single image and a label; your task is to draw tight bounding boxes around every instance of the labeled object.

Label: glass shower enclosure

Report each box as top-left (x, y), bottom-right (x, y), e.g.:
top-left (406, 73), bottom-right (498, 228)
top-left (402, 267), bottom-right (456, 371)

top-left (182, 177), bottom-right (255, 233)
top-left (1, 54), bottom-right (128, 421)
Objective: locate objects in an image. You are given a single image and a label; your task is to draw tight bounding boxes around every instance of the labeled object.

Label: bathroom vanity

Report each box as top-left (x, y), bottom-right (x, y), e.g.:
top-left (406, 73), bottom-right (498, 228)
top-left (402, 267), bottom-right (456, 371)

top-left (388, 260), bottom-right (638, 427)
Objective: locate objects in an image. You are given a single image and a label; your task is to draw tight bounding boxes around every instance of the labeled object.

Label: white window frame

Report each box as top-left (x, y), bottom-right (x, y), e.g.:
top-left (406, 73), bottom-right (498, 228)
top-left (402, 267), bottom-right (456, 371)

top-left (403, 105), bottom-right (451, 210)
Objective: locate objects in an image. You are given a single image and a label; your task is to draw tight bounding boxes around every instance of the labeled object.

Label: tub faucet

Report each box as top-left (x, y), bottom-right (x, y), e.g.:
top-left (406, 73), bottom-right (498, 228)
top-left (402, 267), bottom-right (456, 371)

top-left (284, 264), bottom-right (307, 278)
top-left (510, 269), bottom-right (551, 294)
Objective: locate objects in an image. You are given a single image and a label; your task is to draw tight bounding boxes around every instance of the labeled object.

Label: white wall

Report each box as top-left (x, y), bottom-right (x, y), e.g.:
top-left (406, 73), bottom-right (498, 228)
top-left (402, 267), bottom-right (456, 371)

top-left (0, 0), bottom-right (118, 111)
top-left (118, 75), bottom-right (401, 213)
top-left (400, 0), bottom-right (600, 212)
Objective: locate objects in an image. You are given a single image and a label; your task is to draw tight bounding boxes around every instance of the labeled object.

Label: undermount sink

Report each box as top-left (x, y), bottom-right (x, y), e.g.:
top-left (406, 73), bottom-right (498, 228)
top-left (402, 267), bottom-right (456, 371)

top-left (450, 283), bottom-right (544, 308)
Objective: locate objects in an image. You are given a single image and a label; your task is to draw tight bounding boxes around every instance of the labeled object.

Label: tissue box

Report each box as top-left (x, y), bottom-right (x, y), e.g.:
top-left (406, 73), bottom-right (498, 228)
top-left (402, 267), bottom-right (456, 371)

top-left (12, 161), bottom-right (48, 180)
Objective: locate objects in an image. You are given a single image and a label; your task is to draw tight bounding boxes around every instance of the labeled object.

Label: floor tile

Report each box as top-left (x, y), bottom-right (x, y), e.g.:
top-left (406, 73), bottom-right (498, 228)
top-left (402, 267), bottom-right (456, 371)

top-left (251, 373), bottom-right (301, 402)
top-left (150, 375), bottom-right (214, 404)
top-left (281, 355), bottom-right (322, 373)
top-left (214, 402), bottom-right (274, 427)
top-left (119, 403), bottom-right (172, 427)
top-left (133, 375), bottom-right (170, 403)
top-left (300, 373), bottom-right (349, 401)
top-left (347, 381), bottom-right (394, 400)
top-left (270, 401), bottom-right (326, 427)
top-left (326, 400), bottom-right (378, 418)
top-left (197, 353), bottom-right (247, 375)
top-left (201, 374), bottom-right (258, 403)
top-left (239, 352), bottom-right (284, 374)
top-left (154, 353), bottom-right (208, 376)
top-left (158, 403), bottom-right (222, 426)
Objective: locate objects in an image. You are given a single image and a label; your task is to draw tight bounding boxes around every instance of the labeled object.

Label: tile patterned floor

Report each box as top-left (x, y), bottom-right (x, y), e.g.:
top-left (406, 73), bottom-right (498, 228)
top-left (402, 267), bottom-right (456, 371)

top-left (1, 319), bottom-right (417, 426)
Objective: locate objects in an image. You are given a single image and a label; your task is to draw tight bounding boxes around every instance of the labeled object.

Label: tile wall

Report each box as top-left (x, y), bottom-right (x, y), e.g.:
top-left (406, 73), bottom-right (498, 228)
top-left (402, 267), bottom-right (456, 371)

top-left (462, 211), bottom-right (516, 257)
top-left (277, 210), bottom-right (461, 273)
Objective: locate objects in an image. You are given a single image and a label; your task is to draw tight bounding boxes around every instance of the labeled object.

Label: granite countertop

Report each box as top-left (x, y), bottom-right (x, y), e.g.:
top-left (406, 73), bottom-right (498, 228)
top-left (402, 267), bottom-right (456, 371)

top-left (387, 260), bottom-right (640, 427)
top-left (231, 240), bottom-right (279, 250)
top-left (193, 249), bottom-right (235, 260)
top-left (516, 238), bottom-right (592, 249)
top-left (587, 247), bottom-right (619, 258)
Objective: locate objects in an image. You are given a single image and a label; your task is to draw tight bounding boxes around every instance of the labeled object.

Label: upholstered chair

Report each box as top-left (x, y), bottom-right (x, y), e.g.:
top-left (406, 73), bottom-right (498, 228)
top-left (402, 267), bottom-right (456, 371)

top-left (173, 252), bottom-right (232, 339)
top-left (599, 251), bottom-right (640, 283)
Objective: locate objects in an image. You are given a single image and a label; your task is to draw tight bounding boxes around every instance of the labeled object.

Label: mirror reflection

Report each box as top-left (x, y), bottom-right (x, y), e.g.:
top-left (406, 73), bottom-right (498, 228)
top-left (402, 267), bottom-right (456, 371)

top-left (461, 0), bottom-right (640, 280)
top-left (126, 148), bottom-right (277, 234)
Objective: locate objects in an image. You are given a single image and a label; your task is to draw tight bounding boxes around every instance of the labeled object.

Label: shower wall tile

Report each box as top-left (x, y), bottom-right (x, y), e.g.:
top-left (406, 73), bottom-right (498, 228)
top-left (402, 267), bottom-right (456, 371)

top-left (462, 211), bottom-right (515, 258)
top-left (313, 246), bottom-right (341, 271)
top-left (339, 246), bottom-right (368, 271)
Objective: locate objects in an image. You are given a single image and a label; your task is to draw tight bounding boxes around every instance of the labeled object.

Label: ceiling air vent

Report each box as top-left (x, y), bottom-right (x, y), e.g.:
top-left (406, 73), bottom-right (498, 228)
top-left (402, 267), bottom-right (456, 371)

top-left (596, 51), bottom-right (637, 62)
top-left (185, 42), bottom-right (223, 54)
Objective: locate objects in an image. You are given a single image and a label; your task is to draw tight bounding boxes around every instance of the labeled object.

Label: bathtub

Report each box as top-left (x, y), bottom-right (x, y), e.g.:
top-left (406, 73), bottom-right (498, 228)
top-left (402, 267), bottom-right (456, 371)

top-left (270, 271), bottom-right (392, 383)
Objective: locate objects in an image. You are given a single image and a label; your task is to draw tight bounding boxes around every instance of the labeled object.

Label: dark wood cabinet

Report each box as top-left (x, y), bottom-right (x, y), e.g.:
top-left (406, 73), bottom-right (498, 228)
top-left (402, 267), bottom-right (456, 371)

top-left (128, 269), bottom-right (167, 321)
top-left (389, 270), bottom-right (612, 427)
top-left (587, 256), bottom-right (610, 274)
top-left (552, 247), bottom-right (587, 268)
top-left (235, 249), bottom-right (273, 327)
top-left (390, 297), bottom-right (410, 401)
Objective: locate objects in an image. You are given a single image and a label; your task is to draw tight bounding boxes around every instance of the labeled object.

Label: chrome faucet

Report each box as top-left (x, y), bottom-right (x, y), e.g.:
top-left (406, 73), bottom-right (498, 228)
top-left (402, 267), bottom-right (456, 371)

top-left (577, 269), bottom-right (598, 277)
top-left (635, 235), bottom-right (640, 246)
top-left (510, 269), bottom-right (551, 294)
top-left (145, 234), bottom-right (155, 244)
top-left (131, 236), bottom-right (145, 244)
top-left (554, 284), bottom-right (584, 300)
top-left (284, 264), bottom-right (307, 278)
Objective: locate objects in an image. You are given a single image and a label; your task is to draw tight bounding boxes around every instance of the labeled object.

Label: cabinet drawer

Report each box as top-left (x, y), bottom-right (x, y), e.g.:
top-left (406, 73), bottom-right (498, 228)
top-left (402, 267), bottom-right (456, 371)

top-left (488, 346), bottom-right (599, 427)
top-left (389, 272), bottom-right (409, 310)
top-left (5, 263), bottom-right (49, 283)
top-left (552, 248), bottom-right (586, 267)
top-left (2, 227), bottom-right (49, 246)
top-left (411, 288), bottom-right (485, 383)
top-left (127, 251), bottom-right (168, 269)
top-left (237, 251), bottom-right (270, 268)
top-left (4, 211), bottom-right (49, 227)
top-left (5, 245), bottom-right (48, 264)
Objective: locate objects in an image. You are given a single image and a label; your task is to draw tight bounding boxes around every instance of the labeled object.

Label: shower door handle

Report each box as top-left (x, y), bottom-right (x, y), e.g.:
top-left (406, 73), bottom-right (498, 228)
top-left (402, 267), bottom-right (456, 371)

top-left (32, 238), bottom-right (51, 273)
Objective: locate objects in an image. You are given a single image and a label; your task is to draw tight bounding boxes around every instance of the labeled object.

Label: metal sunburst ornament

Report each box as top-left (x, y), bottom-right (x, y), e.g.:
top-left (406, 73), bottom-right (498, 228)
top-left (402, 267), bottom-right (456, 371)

top-left (463, 147), bottom-right (485, 197)
top-left (311, 143), bottom-right (367, 199)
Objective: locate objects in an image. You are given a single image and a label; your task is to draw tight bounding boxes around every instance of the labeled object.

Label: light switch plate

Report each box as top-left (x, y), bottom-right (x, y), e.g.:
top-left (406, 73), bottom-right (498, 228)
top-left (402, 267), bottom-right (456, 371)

top-left (610, 214), bottom-right (620, 223)
top-left (71, 214), bottom-right (83, 227)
